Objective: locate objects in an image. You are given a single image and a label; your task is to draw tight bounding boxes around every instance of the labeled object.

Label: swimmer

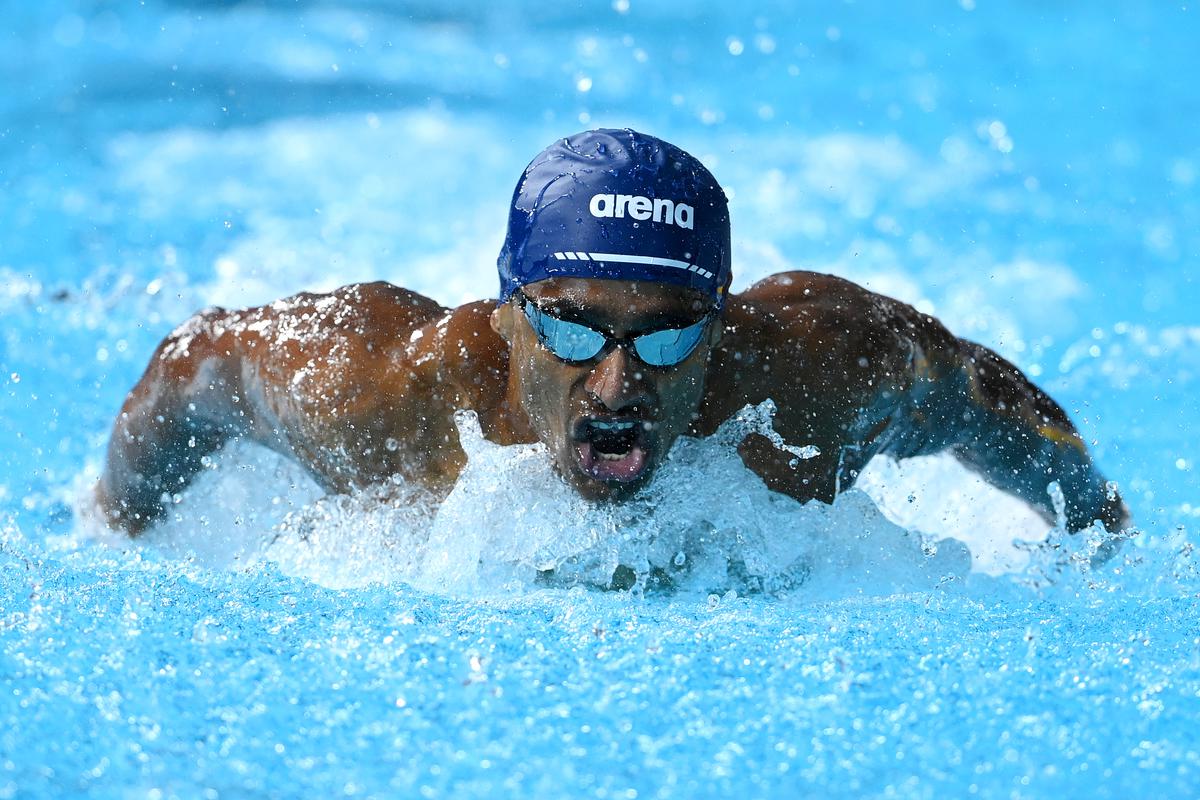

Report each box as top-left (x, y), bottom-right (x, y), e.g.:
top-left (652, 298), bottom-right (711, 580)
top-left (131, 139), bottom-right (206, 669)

top-left (96, 129), bottom-right (1130, 541)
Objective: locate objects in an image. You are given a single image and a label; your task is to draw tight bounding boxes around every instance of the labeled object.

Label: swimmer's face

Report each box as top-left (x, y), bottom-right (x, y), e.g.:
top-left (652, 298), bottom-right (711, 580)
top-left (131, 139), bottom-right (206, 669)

top-left (491, 278), bottom-right (722, 501)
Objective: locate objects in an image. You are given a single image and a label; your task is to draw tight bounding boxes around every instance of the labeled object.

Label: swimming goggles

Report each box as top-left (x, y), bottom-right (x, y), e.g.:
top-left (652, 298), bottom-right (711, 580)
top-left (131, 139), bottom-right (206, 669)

top-left (518, 292), bottom-right (714, 367)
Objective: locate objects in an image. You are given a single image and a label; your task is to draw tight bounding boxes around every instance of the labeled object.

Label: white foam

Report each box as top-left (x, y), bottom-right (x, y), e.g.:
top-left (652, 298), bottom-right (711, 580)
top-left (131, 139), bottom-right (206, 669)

top-left (856, 452), bottom-right (1050, 575)
top-left (74, 404), bottom-right (1026, 600)
top-left (416, 404), bottom-right (969, 599)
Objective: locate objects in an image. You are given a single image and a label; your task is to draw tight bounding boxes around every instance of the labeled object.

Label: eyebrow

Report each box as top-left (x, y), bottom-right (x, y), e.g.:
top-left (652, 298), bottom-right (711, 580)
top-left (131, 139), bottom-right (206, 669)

top-left (526, 294), bottom-right (589, 319)
top-left (527, 295), bottom-right (709, 333)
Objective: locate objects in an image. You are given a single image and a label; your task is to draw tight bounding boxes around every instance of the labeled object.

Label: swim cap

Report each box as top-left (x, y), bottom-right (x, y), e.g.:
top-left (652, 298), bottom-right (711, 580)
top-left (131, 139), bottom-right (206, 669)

top-left (497, 129), bottom-right (732, 305)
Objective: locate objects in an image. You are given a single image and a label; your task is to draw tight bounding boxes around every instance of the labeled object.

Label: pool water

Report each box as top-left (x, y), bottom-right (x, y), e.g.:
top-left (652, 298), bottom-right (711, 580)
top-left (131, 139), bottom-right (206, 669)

top-left (2, 1), bottom-right (1199, 797)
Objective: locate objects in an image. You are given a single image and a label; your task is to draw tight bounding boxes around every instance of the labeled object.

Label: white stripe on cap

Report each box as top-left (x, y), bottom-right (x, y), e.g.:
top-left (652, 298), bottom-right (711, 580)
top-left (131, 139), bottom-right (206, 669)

top-left (551, 251), bottom-right (714, 280)
top-left (589, 252), bottom-right (692, 271)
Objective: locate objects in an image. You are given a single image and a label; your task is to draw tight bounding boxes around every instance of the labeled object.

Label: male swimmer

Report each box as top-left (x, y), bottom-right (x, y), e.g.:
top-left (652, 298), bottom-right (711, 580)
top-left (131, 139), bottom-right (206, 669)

top-left (96, 129), bottom-right (1130, 542)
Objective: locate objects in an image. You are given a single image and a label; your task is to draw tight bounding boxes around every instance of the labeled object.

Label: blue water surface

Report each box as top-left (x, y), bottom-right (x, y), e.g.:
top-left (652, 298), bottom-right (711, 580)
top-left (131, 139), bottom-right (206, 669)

top-left (2, 1), bottom-right (1199, 797)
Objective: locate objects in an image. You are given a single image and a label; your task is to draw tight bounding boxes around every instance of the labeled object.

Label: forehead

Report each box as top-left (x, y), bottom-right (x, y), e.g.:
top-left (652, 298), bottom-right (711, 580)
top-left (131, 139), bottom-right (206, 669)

top-left (523, 278), bottom-right (710, 328)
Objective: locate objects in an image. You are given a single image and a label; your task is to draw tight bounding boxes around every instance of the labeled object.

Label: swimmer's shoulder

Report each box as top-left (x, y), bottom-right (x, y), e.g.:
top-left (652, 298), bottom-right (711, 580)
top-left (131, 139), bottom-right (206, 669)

top-left (703, 271), bottom-right (902, 437)
top-left (327, 281), bottom-right (447, 336)
top-left (223, 281), bottom-right (503, 372)
top-left (726, 271), bottom-right (882, 344)
top-left (404, 298), bottom-right (508, 383)
top-left (394, 296), bottom-right (511, 429)
top-left (735, 270), bottom-right (876, 316)
top-left (723, 270), bottom-right (938, 386)
top-left (210, 281), bottom-right (441, 336)
top-left (731, 269), bottom-right (945, 344)
top-left (191, 281), bottom-right (449, 388)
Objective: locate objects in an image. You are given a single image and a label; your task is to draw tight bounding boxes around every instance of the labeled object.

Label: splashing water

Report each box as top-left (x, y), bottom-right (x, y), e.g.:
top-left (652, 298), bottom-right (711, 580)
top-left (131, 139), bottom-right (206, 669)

top-left (420, 403), bottom-right (971, 598)
top-left (86, 402), bottom-right (971, 600)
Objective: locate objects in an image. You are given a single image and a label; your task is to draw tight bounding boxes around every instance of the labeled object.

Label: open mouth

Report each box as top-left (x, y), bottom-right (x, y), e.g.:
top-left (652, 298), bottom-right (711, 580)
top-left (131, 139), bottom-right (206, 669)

top-left (572, 417), bottom-right (653, 484)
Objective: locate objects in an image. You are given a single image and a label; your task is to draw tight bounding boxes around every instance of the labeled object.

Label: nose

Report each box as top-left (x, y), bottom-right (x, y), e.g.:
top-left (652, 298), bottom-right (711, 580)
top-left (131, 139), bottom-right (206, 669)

top-left (583, 344), bottom-right (654, 412)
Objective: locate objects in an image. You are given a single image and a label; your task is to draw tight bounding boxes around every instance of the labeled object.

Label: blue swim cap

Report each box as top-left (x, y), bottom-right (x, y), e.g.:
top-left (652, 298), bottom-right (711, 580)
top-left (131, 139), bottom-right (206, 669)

top-left (497, 129), bottom-right (732, 305)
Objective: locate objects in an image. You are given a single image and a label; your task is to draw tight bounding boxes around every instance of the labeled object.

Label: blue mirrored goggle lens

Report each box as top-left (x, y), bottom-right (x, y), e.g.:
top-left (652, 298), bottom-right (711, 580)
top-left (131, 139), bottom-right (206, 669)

top-left (524, 302), bottom-right (608, 362)
top-left (631, 320), bottom-right (707, 367)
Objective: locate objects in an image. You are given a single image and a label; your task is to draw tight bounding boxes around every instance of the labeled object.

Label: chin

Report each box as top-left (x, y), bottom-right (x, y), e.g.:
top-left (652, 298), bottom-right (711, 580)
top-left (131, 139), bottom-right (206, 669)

top-left (561, 464), bottom-right (654, 502)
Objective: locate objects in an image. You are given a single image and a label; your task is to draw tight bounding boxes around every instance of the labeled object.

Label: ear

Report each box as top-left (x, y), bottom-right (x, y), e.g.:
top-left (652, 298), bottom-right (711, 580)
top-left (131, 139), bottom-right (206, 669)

top-left (490, 301), bottom-right (516, 342)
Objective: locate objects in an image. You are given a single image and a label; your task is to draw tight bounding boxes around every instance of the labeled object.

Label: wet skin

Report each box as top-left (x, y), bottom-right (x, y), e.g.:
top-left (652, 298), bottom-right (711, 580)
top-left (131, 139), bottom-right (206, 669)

top-left (96, 271), bottom-right (1131, 537)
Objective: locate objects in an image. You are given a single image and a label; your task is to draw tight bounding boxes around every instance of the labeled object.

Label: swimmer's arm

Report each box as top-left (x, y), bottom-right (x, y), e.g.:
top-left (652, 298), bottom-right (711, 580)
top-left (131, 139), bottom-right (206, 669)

top-left (95, 309), bottom-right (252, 534)
top-left (735, 273), bottom-right (1128, 534)
top-left (905, 336), bottom-right (1131, 534)
top-left (96, 283), bottom-right (455, 533)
